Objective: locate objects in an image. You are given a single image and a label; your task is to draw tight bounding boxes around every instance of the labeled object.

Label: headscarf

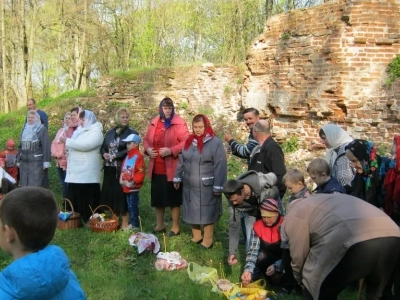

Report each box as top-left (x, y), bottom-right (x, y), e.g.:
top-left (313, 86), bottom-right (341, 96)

top-left (115, 107), bottom-right (130, 135)
top-left (321, 124), bottom-right (353, 166)
top-left (345, 139), bottom-right (378, 189)
top-left (384, 135), bottom-right (400, 216)
top-left (184, 114), bottom-right (215, 154)
top-left (71, 110), bottom-right (97, 140)
top-left (63, 112), bottom-right (71, 129)
top-left (21, 110), bottom-right (43, 150)
top-left (158, 98), bottom-right (175, 129)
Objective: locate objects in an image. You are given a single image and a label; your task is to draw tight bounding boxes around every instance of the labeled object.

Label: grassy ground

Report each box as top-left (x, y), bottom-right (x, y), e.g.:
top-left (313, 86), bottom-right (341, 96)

top-left (0, 93), bottom-right (360, 300)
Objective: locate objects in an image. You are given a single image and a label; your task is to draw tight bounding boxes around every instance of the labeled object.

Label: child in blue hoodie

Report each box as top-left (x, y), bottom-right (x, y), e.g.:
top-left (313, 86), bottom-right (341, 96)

top-left (0, 187), bottom-right (86, 300)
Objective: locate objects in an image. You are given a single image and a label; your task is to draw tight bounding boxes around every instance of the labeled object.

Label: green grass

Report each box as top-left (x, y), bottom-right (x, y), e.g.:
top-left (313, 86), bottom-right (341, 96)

top-left (0, 92), bottom-right (360, 300)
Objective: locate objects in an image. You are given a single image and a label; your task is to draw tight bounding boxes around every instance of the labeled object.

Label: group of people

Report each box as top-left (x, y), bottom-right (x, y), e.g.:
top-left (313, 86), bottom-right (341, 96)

top-left (223, 119), bottom-right (400, 299)
top-left (2, 96), bottom-right (400, 299)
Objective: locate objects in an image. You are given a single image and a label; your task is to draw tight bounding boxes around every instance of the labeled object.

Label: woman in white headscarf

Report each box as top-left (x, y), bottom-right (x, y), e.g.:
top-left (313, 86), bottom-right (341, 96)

top-left (18, 110), bottom-right (51, 187)
top-left (59, 110), bottom-right (103, 222)
top-left (319, 124), bottom-right (354, 189)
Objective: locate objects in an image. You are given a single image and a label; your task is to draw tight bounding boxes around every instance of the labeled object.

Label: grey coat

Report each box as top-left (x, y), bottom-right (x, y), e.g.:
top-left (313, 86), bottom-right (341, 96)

top-left (19, 126), bottom-right (51, 187)
top-left (174, 137), bottom-right (227, 225)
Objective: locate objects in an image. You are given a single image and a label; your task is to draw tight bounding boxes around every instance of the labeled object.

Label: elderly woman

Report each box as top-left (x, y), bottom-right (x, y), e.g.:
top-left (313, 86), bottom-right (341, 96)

top-left (345, 139), bottom-right (384, 208)
top-left (100, 107), bottom-right (138, 229)
top-left (173, 114), bottom-right (227, 248)
top-left (59, 110), bottom-right (103, 222)
top-left (144, 98), bottom-right (189, 236)
top-left (319, 124), bottom-right (354, 189)
top-left (51, 112), bottom-right (71, 198)
top-left (18, 110), bottom-right (51, 187)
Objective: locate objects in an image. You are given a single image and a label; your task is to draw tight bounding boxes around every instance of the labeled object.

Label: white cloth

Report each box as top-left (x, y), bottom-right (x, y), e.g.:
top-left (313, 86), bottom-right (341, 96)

top-left (0, 167), bottom-right (16, 188)
top-left (129, 232), bottom-right (160, 254)
top-left (65, 122), bottom-right (103, 184)
top-left (321, 124), bottom-right (353, 167)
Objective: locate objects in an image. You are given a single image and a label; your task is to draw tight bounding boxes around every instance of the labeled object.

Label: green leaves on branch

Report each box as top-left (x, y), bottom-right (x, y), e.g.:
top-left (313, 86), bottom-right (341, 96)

top-left (386, 55), bottom-right (400, 86)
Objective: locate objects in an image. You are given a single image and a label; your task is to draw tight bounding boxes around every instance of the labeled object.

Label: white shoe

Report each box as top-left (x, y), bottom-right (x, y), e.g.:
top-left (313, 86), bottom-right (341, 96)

top-left (122, 224), bottom-right (133, 231)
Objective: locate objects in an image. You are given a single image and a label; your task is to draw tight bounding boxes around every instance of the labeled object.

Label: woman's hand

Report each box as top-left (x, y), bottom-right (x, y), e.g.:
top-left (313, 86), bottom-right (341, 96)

top-left (159, 147), bottom-right (171, 158)
top-left (214, 192), bottom-right (221, 196)
top-left (59, 135), bottom-right (67, 144)
top-left (146, 148), bottom-right (157, 159)
top-left (266, 265), bottom-right (276, 276)
top-left (103, 153), bottom-right (110, 160)
top-left (241, 271), bottom-right (252, 286)
top-left (173, 183), bottom-right (180, 190)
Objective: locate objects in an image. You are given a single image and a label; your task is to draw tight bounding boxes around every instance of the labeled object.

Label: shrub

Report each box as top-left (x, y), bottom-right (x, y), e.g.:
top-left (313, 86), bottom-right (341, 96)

top-left (386, 55), bottom-right (400, 85)
top-left (281, 136), bottom-right (298, 154)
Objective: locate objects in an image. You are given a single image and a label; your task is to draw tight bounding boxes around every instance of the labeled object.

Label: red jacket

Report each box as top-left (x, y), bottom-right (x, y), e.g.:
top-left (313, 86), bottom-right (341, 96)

top-left (143, 115), bottom-right (189, 181)
top-left (120, 147), bottom-right (145, 193)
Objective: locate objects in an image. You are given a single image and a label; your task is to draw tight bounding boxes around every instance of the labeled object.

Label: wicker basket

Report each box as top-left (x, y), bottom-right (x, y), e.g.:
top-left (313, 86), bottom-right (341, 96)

top-left (89, 205), bottom-right (119, 233)
top-left (58, 198), bottom-right (81, 230)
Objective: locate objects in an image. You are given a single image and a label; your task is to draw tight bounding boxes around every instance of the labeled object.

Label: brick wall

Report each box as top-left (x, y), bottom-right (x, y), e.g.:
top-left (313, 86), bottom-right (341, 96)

top-left (242, 0), bottom-right (400, 144)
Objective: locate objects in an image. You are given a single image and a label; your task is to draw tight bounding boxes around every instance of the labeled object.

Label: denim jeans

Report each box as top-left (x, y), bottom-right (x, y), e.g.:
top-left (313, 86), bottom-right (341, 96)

top-left (240, 211), bottom-right (256, 252)
top-left (126, 191), bottom-right (139, 227)
top-left (56, 167), bottom-right (68, 198)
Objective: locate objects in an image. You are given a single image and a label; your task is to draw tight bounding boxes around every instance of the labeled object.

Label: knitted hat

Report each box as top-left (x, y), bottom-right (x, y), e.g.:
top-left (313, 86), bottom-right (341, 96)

top-left (259, 198), bottom-right (279, 217)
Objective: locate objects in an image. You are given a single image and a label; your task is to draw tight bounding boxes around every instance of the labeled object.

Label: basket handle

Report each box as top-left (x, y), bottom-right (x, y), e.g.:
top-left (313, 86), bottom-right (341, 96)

top-left (91, 204), bottom-right (116, 216)
top-left (60, 198), bottom-right (75, 213)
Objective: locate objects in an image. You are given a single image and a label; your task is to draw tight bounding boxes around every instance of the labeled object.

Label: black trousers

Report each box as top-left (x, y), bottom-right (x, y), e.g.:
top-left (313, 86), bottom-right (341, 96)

top-left (302, 237), bottom-right (400, 300)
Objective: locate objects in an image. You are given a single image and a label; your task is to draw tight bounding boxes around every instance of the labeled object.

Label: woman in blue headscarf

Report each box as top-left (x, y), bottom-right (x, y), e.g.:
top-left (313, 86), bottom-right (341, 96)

top-left (144, 98), bottom-right (189, 236)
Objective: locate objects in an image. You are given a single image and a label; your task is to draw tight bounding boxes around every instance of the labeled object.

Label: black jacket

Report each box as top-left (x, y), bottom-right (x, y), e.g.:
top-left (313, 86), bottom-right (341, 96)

top-left (248, 136), bottom-right (286, 198)
top-left (100, 126), bottom-right (138, 171)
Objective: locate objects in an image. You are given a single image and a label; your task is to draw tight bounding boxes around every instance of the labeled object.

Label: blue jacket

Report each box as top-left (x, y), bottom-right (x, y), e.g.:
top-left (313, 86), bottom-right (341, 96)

top-left (314, 177), bottom-right (346, 194)
top-left (0, 245), bottom-right (86, 300)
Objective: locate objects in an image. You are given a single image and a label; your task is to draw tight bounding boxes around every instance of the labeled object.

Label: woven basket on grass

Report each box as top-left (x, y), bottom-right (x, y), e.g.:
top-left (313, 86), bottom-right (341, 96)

top-left (89, 205), bottom-right (118, 233)
top-left (58, 198), bottom-right (81, 230)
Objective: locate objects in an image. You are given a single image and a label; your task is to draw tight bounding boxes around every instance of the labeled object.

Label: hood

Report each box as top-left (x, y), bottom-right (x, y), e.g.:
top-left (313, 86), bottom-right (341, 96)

top-left (237, 170), bottom-right (278, 199)
top-left (0, 245), bottom-right (70, 299)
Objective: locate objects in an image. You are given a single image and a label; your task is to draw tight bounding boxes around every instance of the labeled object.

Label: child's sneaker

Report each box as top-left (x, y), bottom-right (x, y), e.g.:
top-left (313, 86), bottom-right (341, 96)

top-left (132, 227), bottom-right (140, 231)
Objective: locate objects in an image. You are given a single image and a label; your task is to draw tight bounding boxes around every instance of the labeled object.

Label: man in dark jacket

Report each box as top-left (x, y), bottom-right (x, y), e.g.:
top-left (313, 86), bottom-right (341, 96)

top-left (249, 120), bottom-right (286, 211)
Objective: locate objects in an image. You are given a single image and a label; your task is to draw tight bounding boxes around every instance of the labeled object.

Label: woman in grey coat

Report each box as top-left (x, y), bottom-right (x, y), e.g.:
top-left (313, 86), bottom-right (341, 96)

top-left (19, 110), bottom-right (51, 187)
top-left (174, 114), bottom-right (227, 249)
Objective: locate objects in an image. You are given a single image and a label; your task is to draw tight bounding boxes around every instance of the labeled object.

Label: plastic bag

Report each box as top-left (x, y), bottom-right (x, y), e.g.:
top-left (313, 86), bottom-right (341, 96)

top-left (212, 279), bottom-right (270, 300)
top-left (187, 262), bottom-right (219, 285)
top-left (58, 211), bottom-right (72, 221)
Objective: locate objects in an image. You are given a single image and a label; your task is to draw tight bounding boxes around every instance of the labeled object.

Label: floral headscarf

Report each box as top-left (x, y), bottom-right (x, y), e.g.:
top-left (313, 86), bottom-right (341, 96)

top-left (184, 114), bottom-right (215, 153)
top-left (345, 139), bottom-right (378, 189)
top-left (158, 98), bottom-right (175, 129)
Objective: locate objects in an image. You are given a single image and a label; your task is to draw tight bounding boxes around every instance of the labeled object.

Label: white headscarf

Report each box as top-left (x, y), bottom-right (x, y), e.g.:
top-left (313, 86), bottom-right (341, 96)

top-left (321, 124), bottom-right (353, 165)
top-left (21, 110), bottom-right (43, 147)
top-left (71, 110), bottom-right (98, 139)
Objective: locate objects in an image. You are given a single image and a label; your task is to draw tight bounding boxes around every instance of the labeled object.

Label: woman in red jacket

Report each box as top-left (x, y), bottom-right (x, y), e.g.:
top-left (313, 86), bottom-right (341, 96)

top-left (143, 98), bottom-right (189, 236)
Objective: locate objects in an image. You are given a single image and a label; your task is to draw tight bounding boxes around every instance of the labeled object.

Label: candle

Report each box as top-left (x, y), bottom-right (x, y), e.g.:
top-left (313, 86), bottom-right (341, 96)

top-left (163, 233), bottom-right (166, 253)
top-left (139, 216), bottom-right (142, 232)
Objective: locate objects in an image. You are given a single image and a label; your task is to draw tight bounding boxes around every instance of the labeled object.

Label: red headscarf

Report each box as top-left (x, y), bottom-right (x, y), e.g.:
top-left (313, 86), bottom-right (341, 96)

top-left (184, 114), bottom-right (215, 153)
top-left (384, 135), bottom-right (400, 216)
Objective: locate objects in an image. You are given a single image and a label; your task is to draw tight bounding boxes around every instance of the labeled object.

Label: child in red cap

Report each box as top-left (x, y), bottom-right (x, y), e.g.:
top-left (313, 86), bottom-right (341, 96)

top-left (0, 139), bottom-right (18, 183)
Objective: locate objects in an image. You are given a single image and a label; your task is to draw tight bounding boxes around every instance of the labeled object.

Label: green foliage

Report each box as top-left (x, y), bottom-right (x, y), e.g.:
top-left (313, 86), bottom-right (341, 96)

top-left (111, 67), bottom-right (160, 81)
top-left (386, 55), bottom-right (400, 85)
top-left (280, 32), bottom-right (291, 40)
top-left (281, 136), bottom-right (298, 153)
